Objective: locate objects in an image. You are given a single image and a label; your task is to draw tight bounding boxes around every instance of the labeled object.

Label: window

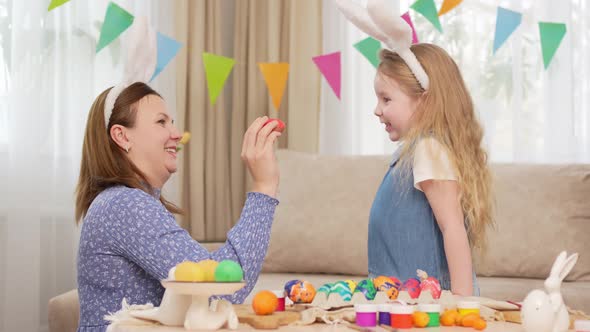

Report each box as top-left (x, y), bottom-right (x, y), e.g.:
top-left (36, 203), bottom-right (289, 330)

top-left (320, 0), bottom-right (590, 163)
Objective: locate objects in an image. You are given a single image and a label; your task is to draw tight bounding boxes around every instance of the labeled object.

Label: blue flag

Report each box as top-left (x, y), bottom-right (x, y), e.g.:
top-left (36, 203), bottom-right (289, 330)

top-left (493, 7), bottom-right (522, 54)
top-left (150, 32), bottom-right (182, 81)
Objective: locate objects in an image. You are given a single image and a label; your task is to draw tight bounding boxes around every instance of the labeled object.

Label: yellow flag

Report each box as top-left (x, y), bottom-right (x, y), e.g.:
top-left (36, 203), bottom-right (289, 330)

top-left (438, 0), bottom-right (462, 16)
top-left (258, 63), bottom-right (290, 111)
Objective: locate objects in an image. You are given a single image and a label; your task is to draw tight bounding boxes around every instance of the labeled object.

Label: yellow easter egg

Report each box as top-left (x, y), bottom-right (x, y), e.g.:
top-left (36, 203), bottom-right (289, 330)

top-left (196, 259), bottom-right (219, 282)
top-left (179, 132), bottom-right (191, 145)
top-left (174, 261), bottom-right (206, 282)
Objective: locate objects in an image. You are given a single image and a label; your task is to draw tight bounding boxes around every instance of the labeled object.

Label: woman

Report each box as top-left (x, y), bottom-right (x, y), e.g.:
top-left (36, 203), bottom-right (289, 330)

top-left (75, 82), bottom-right (281, 331)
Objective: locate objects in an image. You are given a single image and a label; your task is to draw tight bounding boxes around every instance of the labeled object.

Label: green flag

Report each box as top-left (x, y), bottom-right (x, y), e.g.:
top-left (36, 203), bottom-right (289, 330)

top-left (354, 37), bottom-right (381, 68)
top-left (96, 2), bottom-right (134, 53)
top-left (539, 22), bottom-right (566, 69)
top-left (203, 53), bottom-right (236, 106)
top-left (48, 0), bottom-right (70, 11)
top-left (411, 0), bottom-right (442, 32)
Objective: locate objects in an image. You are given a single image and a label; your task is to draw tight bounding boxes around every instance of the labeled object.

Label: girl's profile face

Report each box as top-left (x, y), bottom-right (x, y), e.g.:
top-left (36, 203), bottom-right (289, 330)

top-left (373, 72), bottom-right (418, 142)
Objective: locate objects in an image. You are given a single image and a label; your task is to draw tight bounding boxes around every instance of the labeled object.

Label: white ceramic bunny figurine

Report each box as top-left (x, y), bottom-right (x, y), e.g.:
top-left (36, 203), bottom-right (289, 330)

top-left (521, 251), bottom-right (579, 332)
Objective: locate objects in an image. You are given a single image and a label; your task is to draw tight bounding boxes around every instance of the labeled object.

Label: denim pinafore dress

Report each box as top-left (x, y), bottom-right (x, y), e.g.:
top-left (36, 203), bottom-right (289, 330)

top-left (368, 148), bottom-right (479, 295)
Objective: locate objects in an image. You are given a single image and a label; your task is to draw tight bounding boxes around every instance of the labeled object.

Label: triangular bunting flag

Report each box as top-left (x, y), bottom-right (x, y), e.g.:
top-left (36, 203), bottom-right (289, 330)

top-left (48, 0), bottom-right (70, 11)
top-left (493, 7), bottom-right (522, 54)
top-left (354, 37), bottom-right (381, 68)
top-left (258, 63), bottom-right (290, 111)
top-left (96, 2), bottom-right (134, 53)
top-left (411, 0), bottom-right (442, 32)
top-left (150, 32), bottom-right (182, 81)
top-left (539, 22), bottom-right (567, 69)
top-left (401, 12), bottom-right (419, 44)
top-left (438, 0), bottom-right (462, 16)
top-left (312, 52), bottom-right (341, 100)
top-left (202, 52), bottom-right (235, 106)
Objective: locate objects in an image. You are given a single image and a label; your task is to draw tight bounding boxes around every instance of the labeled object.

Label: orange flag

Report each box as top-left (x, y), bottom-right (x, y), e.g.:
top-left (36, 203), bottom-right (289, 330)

top-left (258, 63), bottom-right (290, 111)
top-left (438, 0), bottom-right (462, 16)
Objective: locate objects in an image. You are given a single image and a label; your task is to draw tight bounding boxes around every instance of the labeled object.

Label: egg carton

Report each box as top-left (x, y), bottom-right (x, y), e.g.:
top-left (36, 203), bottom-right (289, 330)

top-left (306, 290), bottom-right (456, 310)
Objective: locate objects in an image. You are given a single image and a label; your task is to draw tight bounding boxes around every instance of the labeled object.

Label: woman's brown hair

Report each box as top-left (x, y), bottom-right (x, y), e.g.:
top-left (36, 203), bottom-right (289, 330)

top-left (75, 82), bottom-right (182, 223)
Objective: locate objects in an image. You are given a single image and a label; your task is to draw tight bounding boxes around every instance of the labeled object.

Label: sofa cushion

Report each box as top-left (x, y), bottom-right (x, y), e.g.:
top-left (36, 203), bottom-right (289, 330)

top-left (476, 164), bottom-right (590, 281)
top-left (478, 277), bottom-right (590, 313)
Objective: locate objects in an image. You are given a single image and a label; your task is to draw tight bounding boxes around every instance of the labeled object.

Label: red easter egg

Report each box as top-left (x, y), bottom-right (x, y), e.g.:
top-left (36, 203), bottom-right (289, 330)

top-left (420, 278), bottom-right (442, 299)
top-left (263, 118), bottom-right (286, 133)
top-left (402, 278), bottom-right (421, 299)
top-left (417, 269), bottom-right (442, 299)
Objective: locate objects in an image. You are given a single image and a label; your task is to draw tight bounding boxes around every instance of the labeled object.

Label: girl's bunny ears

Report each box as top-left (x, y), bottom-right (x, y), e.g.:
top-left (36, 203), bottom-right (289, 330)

top-left (334, 0), bottom-right (430, 90)
top-left (104, 16), bottom-right (157, 128)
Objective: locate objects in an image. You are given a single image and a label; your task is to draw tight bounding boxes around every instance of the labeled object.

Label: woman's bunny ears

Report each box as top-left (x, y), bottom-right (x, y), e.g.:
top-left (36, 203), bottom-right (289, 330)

top-left (334, 0), bottom-right (430, 90)
top-left (104, 16), bottom-right (157, 128)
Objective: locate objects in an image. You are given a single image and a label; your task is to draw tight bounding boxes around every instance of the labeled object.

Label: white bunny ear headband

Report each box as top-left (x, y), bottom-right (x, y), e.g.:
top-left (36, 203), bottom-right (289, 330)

top-left (334, 0), bottom-right (430, 90)
top-left (103, 16), bottom-right (157, 129)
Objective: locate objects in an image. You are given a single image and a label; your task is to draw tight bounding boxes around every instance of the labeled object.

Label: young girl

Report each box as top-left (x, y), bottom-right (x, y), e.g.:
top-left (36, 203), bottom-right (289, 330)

top-left (335, 0), bottom-right (493, 295)
top-left (368, 44), bottom-right (493, 296)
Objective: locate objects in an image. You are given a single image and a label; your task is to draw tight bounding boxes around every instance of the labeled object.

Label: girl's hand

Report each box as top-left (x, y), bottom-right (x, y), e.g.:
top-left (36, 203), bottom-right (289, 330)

top-left (241, 116), bottom-right (281, 198)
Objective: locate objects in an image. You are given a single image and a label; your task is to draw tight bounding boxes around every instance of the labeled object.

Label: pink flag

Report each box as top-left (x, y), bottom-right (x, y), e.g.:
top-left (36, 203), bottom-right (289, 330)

top-left (402, 12), bottom-right (419, 44)
top-left (312, 52), bottom-right (341, 100)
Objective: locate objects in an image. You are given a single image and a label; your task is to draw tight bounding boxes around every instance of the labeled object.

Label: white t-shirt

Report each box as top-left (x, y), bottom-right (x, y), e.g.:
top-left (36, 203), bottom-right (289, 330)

top-left (413, 137), bottom-right (458, 192)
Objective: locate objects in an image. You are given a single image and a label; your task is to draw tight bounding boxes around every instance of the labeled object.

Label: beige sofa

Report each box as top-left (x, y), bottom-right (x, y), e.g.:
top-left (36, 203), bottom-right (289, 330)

top-left (244, 150), bottom-right (590, 312)
top-left (48, 150), bottom-right (590, 332)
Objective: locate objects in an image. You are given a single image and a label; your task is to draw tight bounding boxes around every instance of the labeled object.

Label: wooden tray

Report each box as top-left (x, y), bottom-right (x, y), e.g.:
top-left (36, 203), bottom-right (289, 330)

top-left (234, 304), bottom-right (301, 329)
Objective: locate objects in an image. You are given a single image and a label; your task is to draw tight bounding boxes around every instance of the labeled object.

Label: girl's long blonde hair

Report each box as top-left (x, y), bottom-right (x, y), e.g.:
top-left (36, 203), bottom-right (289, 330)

top-left (379, 44), bottom-right (494, 251)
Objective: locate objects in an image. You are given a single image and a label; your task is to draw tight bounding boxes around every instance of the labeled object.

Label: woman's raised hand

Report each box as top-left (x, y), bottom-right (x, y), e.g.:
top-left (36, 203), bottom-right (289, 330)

top-left (241, 117), bottom-right (281, 198)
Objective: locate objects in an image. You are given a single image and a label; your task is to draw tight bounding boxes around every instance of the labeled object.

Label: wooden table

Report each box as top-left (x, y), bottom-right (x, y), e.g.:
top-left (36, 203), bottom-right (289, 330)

top-left (109, 321), bottom-right (531, 331)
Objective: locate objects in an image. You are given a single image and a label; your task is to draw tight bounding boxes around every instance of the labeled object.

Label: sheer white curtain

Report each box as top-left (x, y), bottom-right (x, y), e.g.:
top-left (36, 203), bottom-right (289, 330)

top-left (320, 0), bottom-right (398, 156)
top-left (320, 0), bottom-right (590, 163)
top-left (0, 1), bottom-right (177, 331)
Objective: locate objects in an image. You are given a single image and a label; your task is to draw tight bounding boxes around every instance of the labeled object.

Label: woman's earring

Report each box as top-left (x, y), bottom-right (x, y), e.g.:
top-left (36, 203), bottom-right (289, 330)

top-left (125, 146), bottom-right (129, 153)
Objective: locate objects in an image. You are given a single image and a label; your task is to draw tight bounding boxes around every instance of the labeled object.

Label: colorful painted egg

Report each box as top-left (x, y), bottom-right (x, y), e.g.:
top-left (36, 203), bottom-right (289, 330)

top-left (417, 269), bottom-right (442, 299)
top-left (329, 281), bottom-right (353, 301)
top-left (372, 276), bottom-right (392, 289)
top-left (317, 283), bottom-right (333, 295)
top-left (388, 276), bottom-right (402, 290)
top-left (373, 275), bottom-right (400, 300)
top-left (343, 279), bottom-right (357, 293)
top-left (402, 278), bottom-right (421, 299)
top-left (354, 279), bottom-right (377, 300)
top-left (284, 280), bottom-right (316, 303)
